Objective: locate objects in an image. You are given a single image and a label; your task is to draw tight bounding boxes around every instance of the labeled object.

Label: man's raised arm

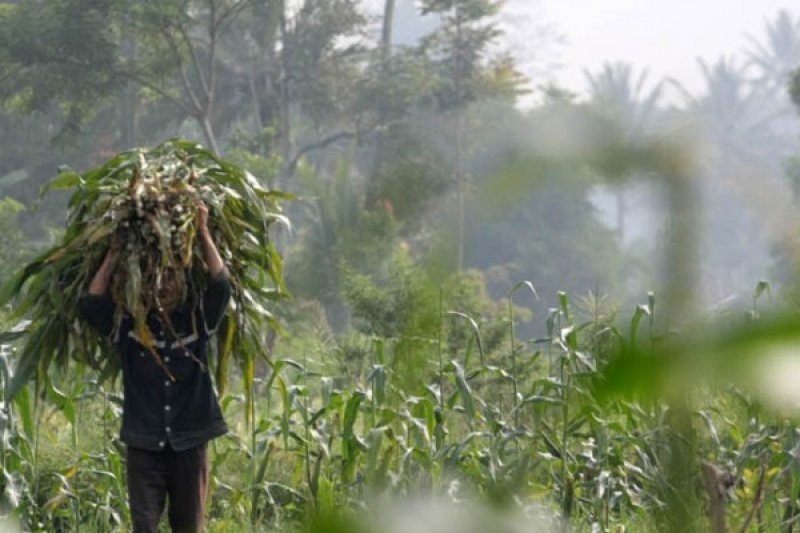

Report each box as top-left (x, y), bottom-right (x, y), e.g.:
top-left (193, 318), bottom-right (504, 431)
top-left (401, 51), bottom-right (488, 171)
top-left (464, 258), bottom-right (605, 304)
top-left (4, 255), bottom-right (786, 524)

top-left (88, 241), bottom-right (119, 295)
top-left (198, 202), bottom-right (225, 278)
top-left (198, 202), bottom-right (230, 336)
top-left (80, 235), bottom-right (120, 337)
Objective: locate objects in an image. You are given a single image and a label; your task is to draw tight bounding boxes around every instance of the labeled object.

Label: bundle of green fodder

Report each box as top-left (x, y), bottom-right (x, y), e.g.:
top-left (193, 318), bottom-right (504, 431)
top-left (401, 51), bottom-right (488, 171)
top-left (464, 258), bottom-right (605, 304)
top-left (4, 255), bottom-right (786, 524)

top-left (1, 139), bottom-right (292, 404)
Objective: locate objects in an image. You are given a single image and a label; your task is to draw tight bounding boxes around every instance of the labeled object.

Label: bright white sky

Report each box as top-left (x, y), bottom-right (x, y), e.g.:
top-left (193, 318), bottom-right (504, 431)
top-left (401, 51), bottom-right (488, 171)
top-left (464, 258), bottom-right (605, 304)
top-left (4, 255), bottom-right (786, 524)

top-left (366, 1), bottom-right (799, 99)
top-left (542, 0), bottom-right (798, 96)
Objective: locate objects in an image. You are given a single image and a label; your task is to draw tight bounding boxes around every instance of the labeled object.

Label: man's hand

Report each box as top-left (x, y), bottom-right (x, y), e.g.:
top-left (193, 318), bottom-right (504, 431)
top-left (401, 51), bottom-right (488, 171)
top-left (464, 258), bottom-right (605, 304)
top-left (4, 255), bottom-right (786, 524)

top-left (197, 201), bottom-right (225, 277)
top-left (89, 229), bottom-right (122, 296)
top-left (197, 202), bottom-right (210, 237)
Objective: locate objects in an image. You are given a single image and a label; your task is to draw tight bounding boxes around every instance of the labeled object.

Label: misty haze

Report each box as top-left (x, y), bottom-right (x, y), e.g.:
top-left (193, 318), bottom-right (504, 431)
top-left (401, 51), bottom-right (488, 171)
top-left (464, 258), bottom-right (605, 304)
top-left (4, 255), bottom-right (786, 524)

top-left (0, 1), bottom-right (799, 532)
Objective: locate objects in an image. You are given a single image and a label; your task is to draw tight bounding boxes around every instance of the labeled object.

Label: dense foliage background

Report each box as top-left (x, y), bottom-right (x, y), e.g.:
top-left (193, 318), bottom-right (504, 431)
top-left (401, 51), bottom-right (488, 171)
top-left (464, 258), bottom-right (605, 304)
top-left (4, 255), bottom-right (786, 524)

top-left (2, 1), bottom-right (800, 531)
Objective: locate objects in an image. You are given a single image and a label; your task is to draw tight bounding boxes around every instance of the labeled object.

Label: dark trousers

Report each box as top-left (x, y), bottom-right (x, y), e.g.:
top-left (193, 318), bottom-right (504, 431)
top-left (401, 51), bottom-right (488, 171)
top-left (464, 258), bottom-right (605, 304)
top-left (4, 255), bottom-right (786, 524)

top-left (127, 443), bottom-right (208, 533)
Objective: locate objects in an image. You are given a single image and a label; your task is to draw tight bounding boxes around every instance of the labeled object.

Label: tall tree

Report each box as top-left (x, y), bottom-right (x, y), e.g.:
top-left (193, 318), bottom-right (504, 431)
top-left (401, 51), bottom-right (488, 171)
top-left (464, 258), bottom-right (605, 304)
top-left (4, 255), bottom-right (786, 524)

top-left (673, 58), bottom-right (796, 301)
top-left (0, 0), bottom-right (121, 140)
top-left (381, 0), bottom-right (395, 62)
top-left (585, 62), bottom-right (663, 240)
top-left (745, 10), bottom-right (800, 92)
top-left (269, 0), bottom-right (372, 183)
top-left (418, 0), bottom-right (517, 270)
top-left (0, 0), bottom-right (255, 152)
top-left (0, 0), bottom-right (380, 164)
top-left (674, 58), bottom-right (791, 162)
top-left (119, 0), bottom-right (258, 153)
top-left (362, 0), bottom-right (393, 205)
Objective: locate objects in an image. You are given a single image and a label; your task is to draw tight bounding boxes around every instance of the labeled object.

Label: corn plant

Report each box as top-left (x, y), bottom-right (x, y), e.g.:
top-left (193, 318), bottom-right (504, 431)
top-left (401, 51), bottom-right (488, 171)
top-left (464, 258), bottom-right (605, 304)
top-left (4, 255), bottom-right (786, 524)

top-left (3, 280), bottom-right (800, 531)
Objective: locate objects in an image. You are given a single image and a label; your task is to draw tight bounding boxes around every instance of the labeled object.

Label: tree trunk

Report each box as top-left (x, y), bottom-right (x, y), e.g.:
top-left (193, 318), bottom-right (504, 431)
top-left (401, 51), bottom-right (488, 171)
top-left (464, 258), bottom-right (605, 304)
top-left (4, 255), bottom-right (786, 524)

top-left (121, 20), bottom-right (138, 148)
top-left (274, 0), bottom-right (293, 258)
top-left (455, 4), bottom-right (465, 271)
top-left (456, 108), bottom-right (465, 271)
top-left (201, 114), bottom-right (220, 154)
top-left (381, 0), bottom-right (395, 62)
top-left (366, 0), bottom-right (396, 208)
top-left (123, 82), bottom-right (139, 148)
top-left (616, 187), bottom-right (625, 242)
top-left (702, 462), bottom-right (730, 533)
top-left (278, 0), bottom-right (293, 186)
top-left (248, 69), bottom-right (264, 132)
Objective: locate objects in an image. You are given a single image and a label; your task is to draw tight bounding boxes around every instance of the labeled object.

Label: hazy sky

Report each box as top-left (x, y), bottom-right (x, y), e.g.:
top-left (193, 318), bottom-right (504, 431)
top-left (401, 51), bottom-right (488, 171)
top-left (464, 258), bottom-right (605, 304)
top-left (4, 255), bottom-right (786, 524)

top-left (367, 1), bottom-right (799, 99)
top-left (542, 0), bottom-right (798, 95)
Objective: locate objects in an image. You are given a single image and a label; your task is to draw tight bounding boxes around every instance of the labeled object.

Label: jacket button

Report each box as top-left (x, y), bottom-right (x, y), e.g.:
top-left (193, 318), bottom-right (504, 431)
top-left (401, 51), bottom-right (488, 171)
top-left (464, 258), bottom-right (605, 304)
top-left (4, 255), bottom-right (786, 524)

top-left (165, 405), bottom-right (171, 412)
top-left (158, 441), bottom-right (165, 448)
top-left (164, 356), bottom-right (171, 363)
top-left (166, 426), bottom-right (171, 433)
top-left (164, 380), bottom-right (170, 387)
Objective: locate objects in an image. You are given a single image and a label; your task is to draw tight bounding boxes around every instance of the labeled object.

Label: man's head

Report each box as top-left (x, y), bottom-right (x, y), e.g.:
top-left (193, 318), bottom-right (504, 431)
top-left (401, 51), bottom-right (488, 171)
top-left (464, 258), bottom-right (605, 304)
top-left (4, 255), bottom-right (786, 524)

top-left (156, 267), bottom-right (185, 312)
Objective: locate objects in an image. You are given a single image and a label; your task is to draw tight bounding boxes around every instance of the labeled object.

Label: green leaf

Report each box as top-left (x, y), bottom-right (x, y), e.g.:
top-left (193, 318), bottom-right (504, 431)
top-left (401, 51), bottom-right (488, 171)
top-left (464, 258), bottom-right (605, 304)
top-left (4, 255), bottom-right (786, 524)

top-left (46, 378), bottom-right (75, 425)
top-left (341, 390), bottom-right (366, 483)
top-left (448, 311), bottom-right (485, 367)
top-left (40, 169), bottom-right (82, 196)
top-left (559, 291), bottom-right (571, 323)
top-left (509, 280), bottom-right (540, 302)
top-left (13, 385), bottom-right (34, 438)
top-left (215, 315), bottom-right (235, 397)
top-left (453, 361), bottom-right (476, 421)
top-left (278, 375), bottom-right (290, 449)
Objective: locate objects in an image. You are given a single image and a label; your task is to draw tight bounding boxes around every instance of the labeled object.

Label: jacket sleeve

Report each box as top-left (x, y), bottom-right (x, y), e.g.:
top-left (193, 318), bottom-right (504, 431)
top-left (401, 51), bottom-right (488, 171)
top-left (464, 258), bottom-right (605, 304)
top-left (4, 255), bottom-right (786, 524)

top-left (200, 272), bottom-right (231, 337)
top-left (79, 293), bottom-right (116, 338)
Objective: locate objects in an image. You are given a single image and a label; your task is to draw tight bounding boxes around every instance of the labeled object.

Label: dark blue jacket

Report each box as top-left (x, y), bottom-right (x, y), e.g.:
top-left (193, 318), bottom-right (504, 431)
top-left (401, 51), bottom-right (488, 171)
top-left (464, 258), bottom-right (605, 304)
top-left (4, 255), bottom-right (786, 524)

top-left (79, 274), bottom-right (231, 451)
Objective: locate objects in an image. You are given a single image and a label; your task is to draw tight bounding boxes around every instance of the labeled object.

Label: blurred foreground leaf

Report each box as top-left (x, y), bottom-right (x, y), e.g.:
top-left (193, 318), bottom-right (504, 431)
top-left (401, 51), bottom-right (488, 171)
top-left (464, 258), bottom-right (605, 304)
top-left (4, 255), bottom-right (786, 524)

top-left (597, 311), bottom-right (800, 409)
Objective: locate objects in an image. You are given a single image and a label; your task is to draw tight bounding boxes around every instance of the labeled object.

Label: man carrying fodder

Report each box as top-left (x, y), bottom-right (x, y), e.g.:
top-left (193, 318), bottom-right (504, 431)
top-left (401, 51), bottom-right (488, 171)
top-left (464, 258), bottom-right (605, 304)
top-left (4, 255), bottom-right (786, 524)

top-left (1, 140), bottom-right (288, 531)
top-left (81, 201), bottom-right (229, 533)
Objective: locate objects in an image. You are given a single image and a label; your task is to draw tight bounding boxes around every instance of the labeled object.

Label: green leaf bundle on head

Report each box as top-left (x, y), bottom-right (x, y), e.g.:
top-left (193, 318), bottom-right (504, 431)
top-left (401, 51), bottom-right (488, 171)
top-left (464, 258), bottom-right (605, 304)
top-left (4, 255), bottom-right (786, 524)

top-left (1, 139), bottom-right (292, 404)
